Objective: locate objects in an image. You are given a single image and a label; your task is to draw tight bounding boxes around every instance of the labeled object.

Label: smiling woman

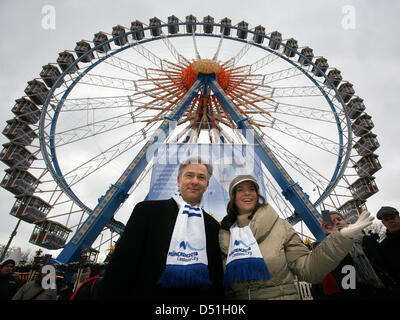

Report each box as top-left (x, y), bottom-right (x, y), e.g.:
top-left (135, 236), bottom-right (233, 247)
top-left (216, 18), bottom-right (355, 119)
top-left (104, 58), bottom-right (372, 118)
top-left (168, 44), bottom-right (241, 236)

top-left (221, 175), bottom-right (266, 230)
top-left (218, 174), bottom-right (373, 300)
top-left (235, 181), bottom-right (258, 215)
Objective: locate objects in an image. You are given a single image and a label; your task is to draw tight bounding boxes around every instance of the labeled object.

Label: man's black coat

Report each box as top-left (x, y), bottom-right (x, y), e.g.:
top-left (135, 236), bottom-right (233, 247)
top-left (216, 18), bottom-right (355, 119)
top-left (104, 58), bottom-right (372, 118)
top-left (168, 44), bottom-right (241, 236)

top-left (97, 198), bottom-right (224, 300)
top-left (380, 230), bottom-right (400, 286)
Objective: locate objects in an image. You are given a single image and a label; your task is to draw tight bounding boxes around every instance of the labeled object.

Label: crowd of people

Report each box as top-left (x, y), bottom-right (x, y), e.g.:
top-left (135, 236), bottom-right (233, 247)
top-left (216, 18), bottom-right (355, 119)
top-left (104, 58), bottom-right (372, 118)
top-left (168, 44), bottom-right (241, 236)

top-left (1, 156), bottom-right (399, 300)
top-left (0, 260), bottom-right (104, 300)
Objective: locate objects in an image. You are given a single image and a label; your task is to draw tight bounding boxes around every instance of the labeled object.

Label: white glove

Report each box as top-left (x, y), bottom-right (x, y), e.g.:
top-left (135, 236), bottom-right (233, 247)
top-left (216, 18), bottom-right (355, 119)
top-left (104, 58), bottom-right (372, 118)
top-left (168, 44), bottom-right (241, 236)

top-left (340, 211), bottom-right (374, 238)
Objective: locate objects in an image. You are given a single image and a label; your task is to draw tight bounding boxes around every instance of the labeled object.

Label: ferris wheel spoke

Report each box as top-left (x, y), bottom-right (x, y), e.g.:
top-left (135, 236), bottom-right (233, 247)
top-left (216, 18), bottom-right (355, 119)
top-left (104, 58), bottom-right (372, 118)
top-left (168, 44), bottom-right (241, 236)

top-left (228, 80), bottom-right (343, 124)
top-left (60, 124), bottom-right (158, 188)
top-left (50, 96), bottom-right (158, 146)
top-left (163, 59), bottom-right (191, 75)
top-left (159, 31), bottom-right (188, 65)
top-left (52, 110), bottom-right (152, 147)
top-left (140, 91), bottom-right (187, 123)
top-left (58, 95), bottom-right (135, 112)
top-left (196, 99), bottom-right (239, 144)
top-left (225, 91), bottom-right (271, 126)
top-left (261, 169), bottom-right (295, 219)
top-left (247, 50), bottom-right (281, 74)
top-left (321, 189), bottom-right (354, 212)
top-left (44, 79), bottom-right (76, 101)
top-left (225, 41), bottom-right (252, 67)
top-left (259, 130), bottom-right (331, 188)
top-left (192, 31), bottom-right (201, 60)
top-left (75, 73), bottom-right (143, 92)
top-left (128, 161), bottom-right (153, 196)
top-left (270, 85), bottom-right (324, 98)
top-left (101, 52), bottom-right (186, 89)
top-left (255, 100), bottom-right (337, 123)
top-left (47, 194), bottom-right (75, 208)
top-left (257, 66), bottom-right (305, 85)
top-left (212, 99), bottom-right (240, 130)
top-left (94, 231), bottom-right (119, 251)
top-left (256, 115), bottom-right (340, 155)
top-left (47, 92), bottom-right (160, 124)
top-left (46, 208), bottom-right (86, 221)
top-left (31, 180), bottom-right (88, 225)
top-left (64, 122), bottom-right (157, 175)
top-left (130, 41), bottom-right (164, 70)
top-left (58, 94), bottom-right (166, 113)
top-left (137, 76), bottom-right (186, 97)
top-left (236, 83), bottom-right (323, 99)
top-left (101, 54), bottom-right (151, 78)
top-left (212, 27), bottom-right (225, 62)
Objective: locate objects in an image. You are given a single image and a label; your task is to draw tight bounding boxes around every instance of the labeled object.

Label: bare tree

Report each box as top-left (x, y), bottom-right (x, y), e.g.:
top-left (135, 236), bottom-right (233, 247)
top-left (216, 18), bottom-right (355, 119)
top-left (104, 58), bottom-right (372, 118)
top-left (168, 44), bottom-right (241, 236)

top-left (0, 244), bottom-right (34, 263)
top-left (364, 220), bottom-right (386, 241)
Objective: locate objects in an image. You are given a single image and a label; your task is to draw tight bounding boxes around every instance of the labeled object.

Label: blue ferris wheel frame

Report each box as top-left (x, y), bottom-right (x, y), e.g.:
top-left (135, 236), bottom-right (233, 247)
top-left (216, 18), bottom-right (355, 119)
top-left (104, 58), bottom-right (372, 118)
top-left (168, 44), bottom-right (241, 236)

top-left (37, 22), bottom-right (352, 262)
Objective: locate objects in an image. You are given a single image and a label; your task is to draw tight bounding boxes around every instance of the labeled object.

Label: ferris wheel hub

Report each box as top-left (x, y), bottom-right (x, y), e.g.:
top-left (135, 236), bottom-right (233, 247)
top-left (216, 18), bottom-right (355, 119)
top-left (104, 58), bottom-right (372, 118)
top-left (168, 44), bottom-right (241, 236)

top-left (192, 59), bottom-right (220, 74)
top-left (182, 59), bottom-right (229, 90)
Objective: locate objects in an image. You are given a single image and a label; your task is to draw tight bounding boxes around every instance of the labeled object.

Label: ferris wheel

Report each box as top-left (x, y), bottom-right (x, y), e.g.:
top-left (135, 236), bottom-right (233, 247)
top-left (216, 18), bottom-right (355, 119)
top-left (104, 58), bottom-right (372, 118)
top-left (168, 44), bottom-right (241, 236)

top-left (1, 15), bottom-right (381, 263)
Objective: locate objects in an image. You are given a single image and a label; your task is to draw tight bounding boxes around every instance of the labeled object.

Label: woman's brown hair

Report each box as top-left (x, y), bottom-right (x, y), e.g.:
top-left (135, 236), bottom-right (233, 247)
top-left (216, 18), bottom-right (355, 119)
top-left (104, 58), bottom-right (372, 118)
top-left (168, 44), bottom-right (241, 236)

top-left (220, 182), bottom-right (266, 230)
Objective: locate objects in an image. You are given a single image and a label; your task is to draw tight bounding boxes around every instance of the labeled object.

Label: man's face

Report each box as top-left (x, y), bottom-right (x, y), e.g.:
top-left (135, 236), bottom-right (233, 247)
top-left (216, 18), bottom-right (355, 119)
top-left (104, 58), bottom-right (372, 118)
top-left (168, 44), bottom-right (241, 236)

top-left (330, 213), bottom-right (348, 229)
top-left (0, 263), bottom-right (14, 276)
top-left (177, 163), bottom-right (209, 206)
top-left (381, 214), bottom-right (400, 233)
top-left (321, 213), bottom-right (347, 234)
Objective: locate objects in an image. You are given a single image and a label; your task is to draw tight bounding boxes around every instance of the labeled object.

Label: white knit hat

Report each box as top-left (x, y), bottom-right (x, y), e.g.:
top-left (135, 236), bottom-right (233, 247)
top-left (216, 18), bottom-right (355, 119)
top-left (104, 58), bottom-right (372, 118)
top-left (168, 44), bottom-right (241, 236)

top-left (228, 175), bottom-right (260, 198)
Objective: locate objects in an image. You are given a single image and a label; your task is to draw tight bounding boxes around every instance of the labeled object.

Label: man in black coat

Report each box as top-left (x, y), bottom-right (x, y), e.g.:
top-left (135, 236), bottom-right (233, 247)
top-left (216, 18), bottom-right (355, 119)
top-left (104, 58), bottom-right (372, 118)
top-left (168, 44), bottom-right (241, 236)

top-left (377, 206), bottom-right (400, 289)
top-left (96, 157), bottom-right (224, 300)
top-left (0, 259), bottom-right (19, 300)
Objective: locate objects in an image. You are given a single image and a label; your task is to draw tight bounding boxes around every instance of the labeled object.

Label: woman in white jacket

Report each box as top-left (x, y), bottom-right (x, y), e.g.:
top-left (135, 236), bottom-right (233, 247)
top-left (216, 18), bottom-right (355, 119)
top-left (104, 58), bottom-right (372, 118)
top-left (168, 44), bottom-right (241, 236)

top-left (219, 175), bottom-right (374, 300)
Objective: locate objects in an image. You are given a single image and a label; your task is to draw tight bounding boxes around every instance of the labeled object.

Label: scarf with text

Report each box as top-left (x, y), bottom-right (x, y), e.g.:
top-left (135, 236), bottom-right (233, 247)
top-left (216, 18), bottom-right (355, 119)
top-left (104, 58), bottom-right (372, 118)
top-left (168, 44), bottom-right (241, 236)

top-left (223, 222), bottom-right (270, 287)
top-left (158, 193), bottom-right (211, 288)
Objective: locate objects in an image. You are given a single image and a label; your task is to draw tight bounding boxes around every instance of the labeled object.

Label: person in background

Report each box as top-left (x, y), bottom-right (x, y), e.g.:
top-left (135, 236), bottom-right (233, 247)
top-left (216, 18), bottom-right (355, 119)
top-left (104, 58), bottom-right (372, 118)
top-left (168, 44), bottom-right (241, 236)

top-left (57, 279), bottom-right (74, 300)
top-left (376, 206), bottom-right (400, 290)
top-left (311, 210), bottom-right (392, 299)
top-left (219, 174), bottom-right (373, 300)
top-left (70, 264), bottom-right (103, 300)
top-left (71, 265), bottom-right (91, 289)
top-left (12, 266), bottom-right (57, 300)
top-left (0, 259), bottom-right (19, 300)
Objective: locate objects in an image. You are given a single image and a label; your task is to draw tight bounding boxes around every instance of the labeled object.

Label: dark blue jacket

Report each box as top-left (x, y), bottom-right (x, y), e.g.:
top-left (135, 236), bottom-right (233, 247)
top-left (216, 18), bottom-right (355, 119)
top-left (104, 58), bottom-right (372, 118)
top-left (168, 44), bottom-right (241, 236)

top-left (96, 198), bottom-right (224, 300)
top-left (0, 273), bottom-right (19, 300)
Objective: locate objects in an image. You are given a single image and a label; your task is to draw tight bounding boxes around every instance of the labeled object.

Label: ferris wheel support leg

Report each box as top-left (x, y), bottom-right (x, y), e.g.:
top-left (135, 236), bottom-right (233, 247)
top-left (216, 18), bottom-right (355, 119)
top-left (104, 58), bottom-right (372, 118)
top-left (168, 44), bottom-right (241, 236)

top-left (57, 80), bottom-right (204, 263)
top-left (207, 74), bottom-right (326, 242)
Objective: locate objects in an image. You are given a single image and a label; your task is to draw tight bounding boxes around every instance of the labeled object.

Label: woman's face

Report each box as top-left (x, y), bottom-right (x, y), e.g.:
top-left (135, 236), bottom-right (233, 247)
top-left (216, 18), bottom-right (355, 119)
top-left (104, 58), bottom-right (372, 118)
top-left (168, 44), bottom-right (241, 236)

top-left (234, 181), bottom-right (258, 215)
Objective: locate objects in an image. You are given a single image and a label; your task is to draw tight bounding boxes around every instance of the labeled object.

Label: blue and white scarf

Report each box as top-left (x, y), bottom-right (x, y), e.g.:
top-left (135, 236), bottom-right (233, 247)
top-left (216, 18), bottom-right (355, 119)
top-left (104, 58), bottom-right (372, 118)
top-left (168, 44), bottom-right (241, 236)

top-left (223, 222), bottom-right (270, 287)
top-left (158, 193), bottom-right (211, 288)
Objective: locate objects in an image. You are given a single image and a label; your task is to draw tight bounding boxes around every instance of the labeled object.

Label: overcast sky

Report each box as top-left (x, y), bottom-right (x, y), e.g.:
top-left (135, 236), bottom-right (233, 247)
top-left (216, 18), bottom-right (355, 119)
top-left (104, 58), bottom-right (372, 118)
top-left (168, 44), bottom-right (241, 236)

top-left (0, 0), bottom-right (399, 261)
